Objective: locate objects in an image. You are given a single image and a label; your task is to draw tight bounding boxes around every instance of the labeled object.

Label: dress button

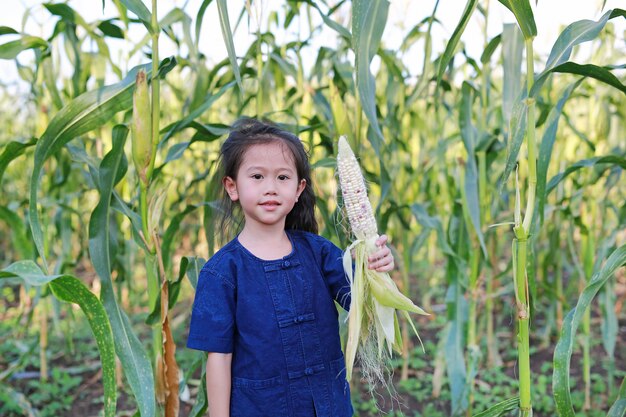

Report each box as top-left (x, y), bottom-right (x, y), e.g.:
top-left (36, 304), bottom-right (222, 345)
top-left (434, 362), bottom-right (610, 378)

top-left (305, 367), bottom-right (313, 376)
top-left (284, 260), bottom-right (290, 267)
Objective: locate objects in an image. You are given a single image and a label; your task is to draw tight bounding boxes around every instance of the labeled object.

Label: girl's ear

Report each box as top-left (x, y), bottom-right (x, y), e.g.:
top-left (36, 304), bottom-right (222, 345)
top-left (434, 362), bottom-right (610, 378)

top-left (223, 177), bottom-right (239, 201)
top-left (296, 179), bottom-right (306, 200)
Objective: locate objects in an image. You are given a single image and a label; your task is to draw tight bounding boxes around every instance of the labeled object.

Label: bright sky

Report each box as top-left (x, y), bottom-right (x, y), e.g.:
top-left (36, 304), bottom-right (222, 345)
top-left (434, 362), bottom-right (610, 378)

top-left (0, 0), bottom-right (623, 94)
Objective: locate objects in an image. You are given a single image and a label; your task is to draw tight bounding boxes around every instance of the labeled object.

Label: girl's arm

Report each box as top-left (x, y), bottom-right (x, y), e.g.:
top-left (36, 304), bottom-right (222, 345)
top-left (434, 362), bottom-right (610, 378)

top-left (206, 352), bottom-right (232, 417)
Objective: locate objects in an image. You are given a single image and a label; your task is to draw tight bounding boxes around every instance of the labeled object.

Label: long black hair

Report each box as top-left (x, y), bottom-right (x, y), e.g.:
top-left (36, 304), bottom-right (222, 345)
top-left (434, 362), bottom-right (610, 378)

top-left (217, 118), bottom-right (318, 237)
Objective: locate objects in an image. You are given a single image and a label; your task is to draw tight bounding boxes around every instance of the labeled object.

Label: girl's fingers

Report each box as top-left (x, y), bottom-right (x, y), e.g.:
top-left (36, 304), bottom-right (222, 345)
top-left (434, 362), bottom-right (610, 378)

top-left (368, 234), bottom-right (394, 271)
top-left (375, 234), bottom-right (389, 247)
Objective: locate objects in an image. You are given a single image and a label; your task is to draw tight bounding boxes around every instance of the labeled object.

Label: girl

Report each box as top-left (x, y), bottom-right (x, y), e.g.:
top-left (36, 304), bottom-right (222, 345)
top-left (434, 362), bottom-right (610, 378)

top-left (187, 118), bottom-right (395, 417)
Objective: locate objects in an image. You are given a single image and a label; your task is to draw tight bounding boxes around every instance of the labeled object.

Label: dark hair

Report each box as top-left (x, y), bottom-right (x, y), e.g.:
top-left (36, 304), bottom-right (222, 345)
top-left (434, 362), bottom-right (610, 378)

top-left (217, 118), bottom-right (318, 237)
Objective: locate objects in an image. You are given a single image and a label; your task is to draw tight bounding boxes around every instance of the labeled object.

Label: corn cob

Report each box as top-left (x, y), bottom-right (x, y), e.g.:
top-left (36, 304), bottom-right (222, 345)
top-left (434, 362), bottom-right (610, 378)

top-left (131, 70), bottom-right (152, 186)
top-left (336, 135), bottom-right (427, 382)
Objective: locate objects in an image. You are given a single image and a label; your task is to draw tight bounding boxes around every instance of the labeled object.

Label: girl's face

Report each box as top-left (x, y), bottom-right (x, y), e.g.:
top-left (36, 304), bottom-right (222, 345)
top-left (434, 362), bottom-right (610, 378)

top-left (224, 141), bottom-right (306, 231)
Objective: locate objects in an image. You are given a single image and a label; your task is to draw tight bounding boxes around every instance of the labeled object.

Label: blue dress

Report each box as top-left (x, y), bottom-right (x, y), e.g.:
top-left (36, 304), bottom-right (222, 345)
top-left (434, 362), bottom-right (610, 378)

top-left (187, 229), bottom-right (354, 417)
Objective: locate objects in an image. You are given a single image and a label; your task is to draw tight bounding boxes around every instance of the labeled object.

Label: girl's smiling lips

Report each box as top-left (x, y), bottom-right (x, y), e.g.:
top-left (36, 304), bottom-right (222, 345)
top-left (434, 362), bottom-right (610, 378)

top-left (260, 200), bottom-right (280, 208)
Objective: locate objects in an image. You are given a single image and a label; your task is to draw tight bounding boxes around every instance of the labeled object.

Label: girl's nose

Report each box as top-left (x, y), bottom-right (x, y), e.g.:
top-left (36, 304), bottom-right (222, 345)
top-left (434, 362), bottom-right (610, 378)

top-left (264, 179), bottom-right (278, 194)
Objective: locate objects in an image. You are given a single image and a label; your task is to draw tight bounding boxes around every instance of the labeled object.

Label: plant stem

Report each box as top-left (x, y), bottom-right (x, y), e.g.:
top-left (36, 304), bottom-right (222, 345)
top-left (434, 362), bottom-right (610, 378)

top-left (515, 35), bottom-right (537, 417)
top-left (514, 236), bottom-right (531, 415)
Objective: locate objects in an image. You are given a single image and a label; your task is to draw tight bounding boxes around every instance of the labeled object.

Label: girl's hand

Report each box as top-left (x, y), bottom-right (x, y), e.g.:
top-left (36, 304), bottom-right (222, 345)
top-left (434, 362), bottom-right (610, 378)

top-left (368, 234), bottom-right (395, 272)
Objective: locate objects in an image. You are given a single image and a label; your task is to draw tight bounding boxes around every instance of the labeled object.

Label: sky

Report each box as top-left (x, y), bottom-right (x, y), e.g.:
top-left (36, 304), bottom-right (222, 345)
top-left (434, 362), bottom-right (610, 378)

top-left (0, 0), bottom-right (623, 95)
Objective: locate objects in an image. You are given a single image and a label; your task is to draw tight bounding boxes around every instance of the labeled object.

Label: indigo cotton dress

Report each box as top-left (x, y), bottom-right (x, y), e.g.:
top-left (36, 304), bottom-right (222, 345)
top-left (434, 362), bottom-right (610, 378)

top-left (187, 229), bottom-right (354, 417)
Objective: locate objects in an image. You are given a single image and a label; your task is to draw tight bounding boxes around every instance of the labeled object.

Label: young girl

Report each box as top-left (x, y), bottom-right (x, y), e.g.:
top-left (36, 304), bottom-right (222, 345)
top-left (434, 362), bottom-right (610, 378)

top-left (187, 118), bottom-right (395, 417)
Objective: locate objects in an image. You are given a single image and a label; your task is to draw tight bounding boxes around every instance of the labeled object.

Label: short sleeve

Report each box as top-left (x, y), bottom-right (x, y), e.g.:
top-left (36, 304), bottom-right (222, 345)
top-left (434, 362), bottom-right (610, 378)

top-left (321, 240), bottom-right (352, 311)
top-left (187, 266), bottom-right (236, 353)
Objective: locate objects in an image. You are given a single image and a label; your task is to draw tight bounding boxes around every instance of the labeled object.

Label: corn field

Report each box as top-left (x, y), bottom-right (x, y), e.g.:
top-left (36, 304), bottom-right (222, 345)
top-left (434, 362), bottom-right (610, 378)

top-left (1, 0), bottom-right (625, 416)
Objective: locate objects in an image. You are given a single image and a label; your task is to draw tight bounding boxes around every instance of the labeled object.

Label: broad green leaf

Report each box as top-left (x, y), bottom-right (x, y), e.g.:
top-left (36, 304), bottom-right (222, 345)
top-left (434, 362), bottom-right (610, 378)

top-left (217, 0), bottom-right (243, 96)
top-left (42, 55), bottom-right (63, 110)
top-left (0, 138), bottom-right (36, 184)
top-left (536, 80), bottom-right (580, 224)
top-left (497, 0), bottom-right (537, 39)
top-left (546, 155), bottom-right (626, 194)
top-left (0, 26), bottom-right (18, 35)
top-left (607, 376), bottom-right (626, 417)
top-left (0, 206), bottom-right (32, 259)
top-left (98, 20), bottom-right (125, 39)
top-left (1, 261), bottom-right (117, 417)
top-left (472, 397), bottom-right (519, 416)
top-left (195, 0), bottom-right (215, 49)
top-left (162, 203), bottom-right (215, 271)
top-left (480, 34), bottom-right (501, 64)
top-left (117, 0), bottom-right (152, 33)
top-left (531, 9), bottom-right (625, 96)
top-left (88, 126), bottom-right (155, 417)
top-left (498, 94), bottom-right (528, 192)
top-left (180, 256), bottom-right (206, 290)
top-left (459, 82), bottom-right (487, 255)
top-left (552, 62), bottom-right (626, 95)
top-left (436, 0), bottom-right (478, 87)
top-left (0, 35), bottom-right (48, 59)
top-left (29, 58), bottom-right (176, 271)
top-left (553, 245), bottom-right (626, 417)
top-left (48, 276), bottom-right (117, 417)
top-left (352, 0), bottom-right (389, 144)
top-left (501, 24), bottom-right (524, 130)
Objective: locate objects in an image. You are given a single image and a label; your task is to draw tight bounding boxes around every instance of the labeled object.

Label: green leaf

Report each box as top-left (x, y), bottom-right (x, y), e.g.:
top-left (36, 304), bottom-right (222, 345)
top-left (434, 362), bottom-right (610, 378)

top-left (117, 0), bottom-right (153, 33)
top-left (0, 138), bottom-right (36, 184)
top-left (501, 24), bottom-right (524, 130)
top-left (553, 245), bottom-right (626, 417)
top-left (1, 261), bottom-right (117, 417)
top-left (88, 126), bottom-right (156, 417)
top-left (546, 155), bottom-right (626, 194)
top-left (0, 206), bottom-right (32, 259)
top-left (536, 80), bottom-right (580, 224)
top-left (472, 396), bottom-right (519, 416)
top-left (0, 26), bottom-right (18, 36)
top-left (352, 0), bottom-right (389, 145)
top-left (552, 62), bottom-right (626, 95)
top-left (459, 82), bottom-right (487, 256)
top-left (436, 0), bottom-right (478, 87)
top-left (217, 0), bottom-right (243, 97)
top-left (98, 20), bottom-right (125, 39)
top-left (607, 376), bottom-right (626, 417)
top-left (480, 34), bottom-right (501, 64)
top-left (0, 35), bottom-right (48, 59)
top-left (499, 95), bottom-right (528, 192)
top-left (530, 9), bottom-right (624, 96)
top-left (195, 0), bottom-right (215, 50)
top-left (497, 0), bottom-right (537, 39)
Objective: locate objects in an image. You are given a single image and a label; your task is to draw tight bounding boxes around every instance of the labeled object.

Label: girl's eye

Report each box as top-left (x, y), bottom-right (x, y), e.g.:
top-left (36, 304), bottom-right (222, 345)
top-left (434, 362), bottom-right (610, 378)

top-left (278, 175), bottom-right (289, 181)
top-left (252, 174), bottom-right (263, 180)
